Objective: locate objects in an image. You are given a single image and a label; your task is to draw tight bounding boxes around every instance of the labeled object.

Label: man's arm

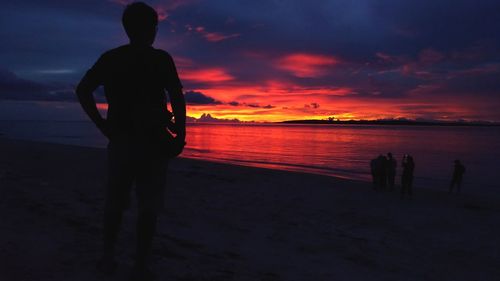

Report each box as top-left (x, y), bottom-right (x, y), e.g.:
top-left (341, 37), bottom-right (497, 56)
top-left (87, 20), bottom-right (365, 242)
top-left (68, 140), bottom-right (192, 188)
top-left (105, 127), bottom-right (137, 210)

top-left (168, 87), bottom-right (186, 141)
top-left (76, 85), bottom-right (108, 137)
top-left (75, 62), bottom-right (109, 138)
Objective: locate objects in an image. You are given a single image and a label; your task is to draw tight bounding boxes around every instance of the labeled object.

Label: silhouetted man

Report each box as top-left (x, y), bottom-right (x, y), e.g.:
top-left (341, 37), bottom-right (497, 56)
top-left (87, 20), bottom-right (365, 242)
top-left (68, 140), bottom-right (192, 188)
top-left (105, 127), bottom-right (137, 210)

top-left (76, 2), bottom-right (185, 280)
top-left (377, 154), bottom-right (388, 190)
top-left (387, 152), bottom-right (396, 191)
top-left (401, 155), bottom-right (414, 199)
top-left (449, 160), bottom-right (465, 193)
top-left (370, 157), bottom-right (378, 190)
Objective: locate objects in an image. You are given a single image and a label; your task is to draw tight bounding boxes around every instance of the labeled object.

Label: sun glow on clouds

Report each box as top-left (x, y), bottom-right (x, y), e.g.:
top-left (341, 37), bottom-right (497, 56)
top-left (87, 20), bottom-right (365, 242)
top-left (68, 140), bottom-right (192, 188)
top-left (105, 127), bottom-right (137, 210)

top-left (276, 53), bottom-right (339, 78)
top-left (182, 79), bottom-right (497, 122)
top-left (101, 1), bottom-right (499, 122)
top-left (182, 79), bottom-right (358, 122)
top-left (185, 25), bottom-right (240, 42)
top-left (173, 56), bottom-right (456, 122)
top-left (180, 68), bottom-right (234, 83)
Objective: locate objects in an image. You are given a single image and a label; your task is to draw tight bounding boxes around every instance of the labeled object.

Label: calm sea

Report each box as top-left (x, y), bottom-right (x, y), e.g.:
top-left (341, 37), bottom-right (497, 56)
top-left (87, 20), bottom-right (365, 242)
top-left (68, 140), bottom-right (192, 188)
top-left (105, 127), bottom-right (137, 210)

top-left (1, 120), bottom-right (499, 191)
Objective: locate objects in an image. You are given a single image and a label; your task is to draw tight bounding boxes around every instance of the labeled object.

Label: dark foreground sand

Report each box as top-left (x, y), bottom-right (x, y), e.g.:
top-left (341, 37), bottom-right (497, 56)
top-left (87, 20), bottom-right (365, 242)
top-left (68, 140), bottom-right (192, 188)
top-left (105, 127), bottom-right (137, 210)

top-left (0, 138), bottom-right (499, 281)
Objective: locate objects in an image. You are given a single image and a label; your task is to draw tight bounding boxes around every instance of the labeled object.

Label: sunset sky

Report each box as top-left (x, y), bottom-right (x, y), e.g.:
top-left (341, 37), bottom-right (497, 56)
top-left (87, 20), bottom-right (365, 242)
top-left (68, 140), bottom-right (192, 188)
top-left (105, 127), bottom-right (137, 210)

top-left (1, 0), bottom-right (500, 122)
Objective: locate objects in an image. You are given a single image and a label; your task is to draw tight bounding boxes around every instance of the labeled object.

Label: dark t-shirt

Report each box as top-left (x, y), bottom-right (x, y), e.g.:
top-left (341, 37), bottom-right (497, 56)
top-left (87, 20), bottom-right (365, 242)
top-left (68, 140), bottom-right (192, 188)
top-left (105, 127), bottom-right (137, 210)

top-left (79, 44), bottom-right (182, 142)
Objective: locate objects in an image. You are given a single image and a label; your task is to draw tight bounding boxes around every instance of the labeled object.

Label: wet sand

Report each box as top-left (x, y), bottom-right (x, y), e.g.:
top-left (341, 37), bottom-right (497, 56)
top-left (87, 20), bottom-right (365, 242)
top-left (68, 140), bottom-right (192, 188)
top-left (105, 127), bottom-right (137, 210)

top-left (0, 138), bottom-right (499, 281)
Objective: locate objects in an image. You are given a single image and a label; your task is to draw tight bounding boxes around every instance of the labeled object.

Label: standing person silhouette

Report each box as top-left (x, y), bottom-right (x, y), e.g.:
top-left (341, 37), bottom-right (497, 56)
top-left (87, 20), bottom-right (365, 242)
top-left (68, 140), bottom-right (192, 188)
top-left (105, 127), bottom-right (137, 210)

top-left (387, 152), bottom-right (397, 191)
top-left (401, 155), bottom-right (415, 199)
top-left (370, 157), bottom-right (378, 190)
top-left (449, 160), bottom-right (466, 194)
top-left (76, 2), bottom-right (185, 280)
top-left (377, 154), bottom-right (388, 190)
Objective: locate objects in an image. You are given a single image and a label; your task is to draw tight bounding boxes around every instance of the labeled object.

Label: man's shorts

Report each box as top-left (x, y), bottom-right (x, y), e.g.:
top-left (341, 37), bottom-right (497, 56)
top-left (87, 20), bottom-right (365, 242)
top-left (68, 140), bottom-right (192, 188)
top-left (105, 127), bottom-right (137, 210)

top-left (105, 142), bottom-right (169, 213)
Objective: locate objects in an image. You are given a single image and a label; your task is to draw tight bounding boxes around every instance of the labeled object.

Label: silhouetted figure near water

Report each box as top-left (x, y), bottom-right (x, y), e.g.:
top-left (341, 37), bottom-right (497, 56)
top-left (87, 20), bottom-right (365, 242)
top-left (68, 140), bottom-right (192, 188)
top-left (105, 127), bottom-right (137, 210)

top-left (370, 157), bottom-right (378, 189)
top-left (449, 160), bottom-right (466, 194)
top-left (370, 155), bottom-right (388, 190)
top-left (76, 2), bottom-right (185, 280)
top-left (401, 155), bottom-right (415, 199)
top-left (377, 155), bottom-right (388, 190)
top-left (387, 152), bottom-right (396, 191)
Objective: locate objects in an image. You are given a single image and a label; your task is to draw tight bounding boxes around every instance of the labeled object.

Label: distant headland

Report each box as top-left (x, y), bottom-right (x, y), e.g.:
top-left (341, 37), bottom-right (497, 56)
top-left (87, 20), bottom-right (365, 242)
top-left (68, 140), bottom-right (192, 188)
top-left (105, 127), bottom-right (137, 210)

top-left (280, 119), bottom-right (500, 127)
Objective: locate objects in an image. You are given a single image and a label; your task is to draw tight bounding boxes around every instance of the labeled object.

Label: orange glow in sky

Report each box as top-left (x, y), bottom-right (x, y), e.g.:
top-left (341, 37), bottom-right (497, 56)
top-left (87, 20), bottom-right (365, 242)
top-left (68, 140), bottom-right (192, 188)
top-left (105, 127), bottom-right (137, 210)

top-left (276, 53), bottom-right (339, 78)
top-left (157, 35), bottom-right (500, 124)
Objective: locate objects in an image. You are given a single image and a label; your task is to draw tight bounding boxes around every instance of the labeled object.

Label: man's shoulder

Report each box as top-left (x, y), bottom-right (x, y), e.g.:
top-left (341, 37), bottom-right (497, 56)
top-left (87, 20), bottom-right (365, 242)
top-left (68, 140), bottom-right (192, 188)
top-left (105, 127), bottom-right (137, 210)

top-left (101, 45), bottom-right (172, 58)
top-left (100, 45), bottom-right (130, 59)
top-left (152, 48), bottom-right (174, 62)
top-left (90, 46), bottom-right (129, 67)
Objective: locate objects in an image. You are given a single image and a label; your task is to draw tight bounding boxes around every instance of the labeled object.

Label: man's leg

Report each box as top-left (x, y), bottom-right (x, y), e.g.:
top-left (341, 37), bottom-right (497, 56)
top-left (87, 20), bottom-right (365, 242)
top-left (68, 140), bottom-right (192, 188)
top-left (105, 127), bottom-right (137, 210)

top-left (408, 178), bottom-right (413, 198)
top-left (100, 143), bottom-right (134, 271)
top-left (133, 156), bottom-right (168, 277)
top-left (102, 206), bottom-right (125, 262)
top-left (135, 210), bottom-right (158, 269)
top-left (401, 176), bottom-right (407, 199)
top-left (449, 179), bottom-right (456, 193)
top-left (380, 174), bottom-right (386, 190)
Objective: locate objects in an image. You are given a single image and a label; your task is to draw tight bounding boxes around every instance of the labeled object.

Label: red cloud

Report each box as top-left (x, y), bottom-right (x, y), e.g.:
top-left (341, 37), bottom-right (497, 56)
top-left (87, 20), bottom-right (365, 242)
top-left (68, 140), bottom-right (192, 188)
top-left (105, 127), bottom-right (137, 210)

top-left (276, 53), bottom-right (338, 78)
top-left (179, 68), bottom-right (234, 83)
top-left (155, 5), bottom-right (168, 21)
top-left (419, 48), bottom-right (445, 64)
top-left (187, 25), bottom-right (240, 42)
top-left (203, 32), bottom-right (240, 42)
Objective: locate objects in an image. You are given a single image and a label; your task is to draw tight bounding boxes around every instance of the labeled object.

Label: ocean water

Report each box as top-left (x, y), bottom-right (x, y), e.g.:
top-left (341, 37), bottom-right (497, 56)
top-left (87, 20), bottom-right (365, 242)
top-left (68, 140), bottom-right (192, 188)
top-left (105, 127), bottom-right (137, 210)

top-left (1, 120), bottom-right (499, 191)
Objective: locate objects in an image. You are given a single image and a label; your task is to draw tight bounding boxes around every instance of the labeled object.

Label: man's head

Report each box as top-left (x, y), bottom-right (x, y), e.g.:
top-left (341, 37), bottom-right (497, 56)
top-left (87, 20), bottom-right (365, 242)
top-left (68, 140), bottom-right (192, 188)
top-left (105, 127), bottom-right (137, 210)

top-left (122, 2), bottom-right (158, 45)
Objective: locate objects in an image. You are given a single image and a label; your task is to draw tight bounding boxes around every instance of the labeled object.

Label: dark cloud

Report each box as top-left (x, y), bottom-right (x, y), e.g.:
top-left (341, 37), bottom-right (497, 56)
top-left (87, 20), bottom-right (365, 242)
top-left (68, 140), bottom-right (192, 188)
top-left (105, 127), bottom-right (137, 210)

top-left (226, 101), bottom-right (275, 108)
top-left (242, 103), bottom-right (275, 109)
top-left (0, 68), bottom-right (48, 95)
top-left (304, 103), bottom-right (320, 109)
top-left (0, 68), bottom-right (76, 102)
top-left (184, 90), bottom-right (221, 105)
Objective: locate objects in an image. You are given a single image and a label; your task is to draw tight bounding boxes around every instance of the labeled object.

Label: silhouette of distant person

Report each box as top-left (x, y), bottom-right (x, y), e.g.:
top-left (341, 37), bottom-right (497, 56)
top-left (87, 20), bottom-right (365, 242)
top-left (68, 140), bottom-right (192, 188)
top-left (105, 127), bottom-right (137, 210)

top-left (377, 154), bottom-right (388, 190)
top-left (370, 157), bottom-right (378, 189)
top-left (401, 155), bottom-right (414, 199)
top-left (370, 155), bottom-right (389, 190)
top-left (386, 152), bottom-right (396, 191)
top-left (76, 2), bottom-right (185, 280)
top-left (449, 160), bottom-right (466, 194)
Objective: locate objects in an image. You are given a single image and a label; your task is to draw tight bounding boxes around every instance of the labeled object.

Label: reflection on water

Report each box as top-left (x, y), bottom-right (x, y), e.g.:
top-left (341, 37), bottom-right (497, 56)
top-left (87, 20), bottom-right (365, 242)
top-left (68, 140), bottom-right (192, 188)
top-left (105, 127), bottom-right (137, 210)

top-left (2, 121), bottom-right (500, 190)
top-left (183, 123), bottom-right (500, 190)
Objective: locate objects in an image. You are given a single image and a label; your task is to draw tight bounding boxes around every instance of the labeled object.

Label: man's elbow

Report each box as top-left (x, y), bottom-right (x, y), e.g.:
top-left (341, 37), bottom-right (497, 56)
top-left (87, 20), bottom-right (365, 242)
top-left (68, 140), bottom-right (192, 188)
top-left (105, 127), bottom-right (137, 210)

top-left (75, 83), bottom-right (91, 100)
top-left (169, 87), bottom-right (183, 98)
top-left (169, 89), bottom-right (186, 105)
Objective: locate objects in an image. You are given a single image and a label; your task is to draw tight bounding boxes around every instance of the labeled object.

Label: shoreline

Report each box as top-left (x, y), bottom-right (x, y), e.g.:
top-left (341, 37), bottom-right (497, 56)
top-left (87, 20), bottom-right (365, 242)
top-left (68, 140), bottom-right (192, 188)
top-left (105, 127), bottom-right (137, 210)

top-left (1, 134), bottom-right (497, 194)
top-left (0, 134), bottom-right (372, 182)
top-left (1, 138), bottom-right (499, 280)
top-left (2, 120), bottom-right (500, 193)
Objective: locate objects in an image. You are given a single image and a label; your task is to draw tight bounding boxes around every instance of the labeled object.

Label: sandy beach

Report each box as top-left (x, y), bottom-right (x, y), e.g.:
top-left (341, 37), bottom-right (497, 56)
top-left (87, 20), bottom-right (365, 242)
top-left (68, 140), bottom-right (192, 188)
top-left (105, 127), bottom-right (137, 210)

top-left (0, 138), bottom-right (499, 281)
